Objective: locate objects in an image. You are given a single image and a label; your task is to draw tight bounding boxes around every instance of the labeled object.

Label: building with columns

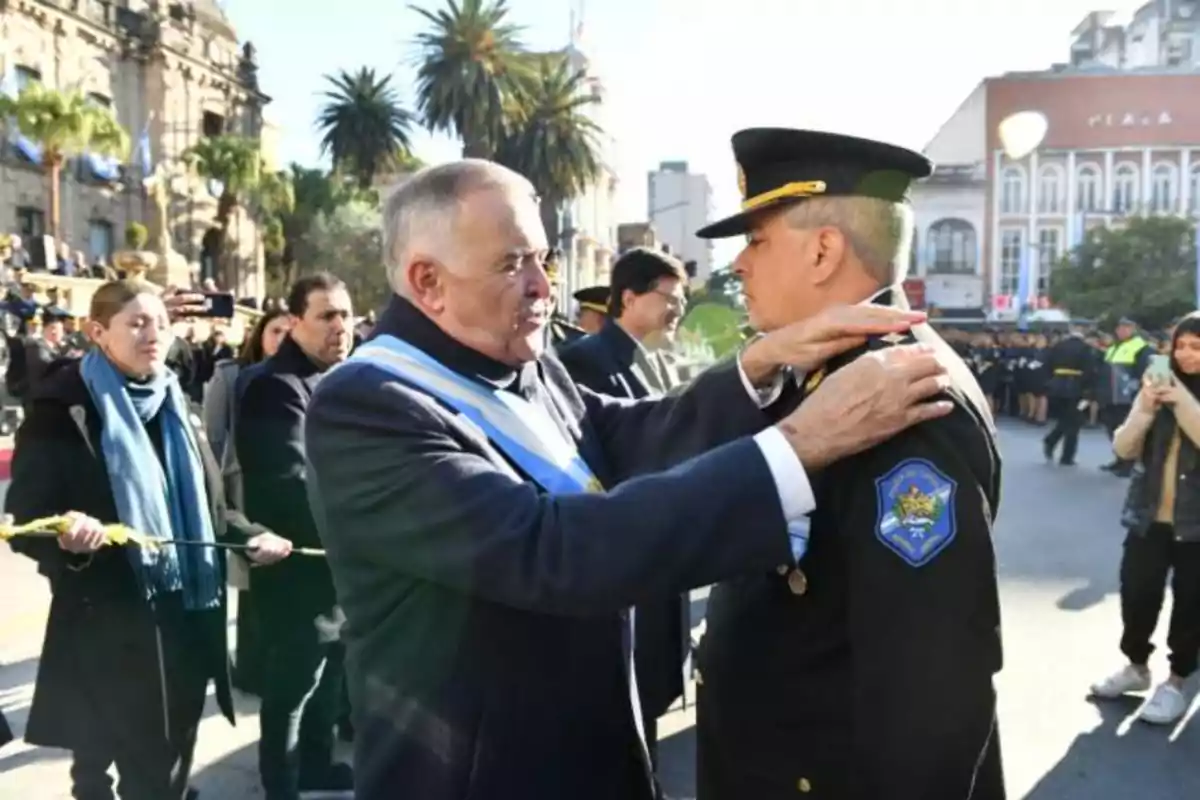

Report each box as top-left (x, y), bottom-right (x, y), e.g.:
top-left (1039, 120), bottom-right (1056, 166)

top-left (0, 0), bottom-right (271, 297)
top-left (911, 3), bottom-right (1200, 319)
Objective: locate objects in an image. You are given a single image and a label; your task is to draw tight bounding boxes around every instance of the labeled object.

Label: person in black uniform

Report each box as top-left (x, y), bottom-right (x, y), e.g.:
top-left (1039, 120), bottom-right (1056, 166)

top-left (572, 285), bottom-right (609, 335)
top-left (1042, 326), bottom-right (1096, 466)
top-left (692, 128), bottom-right (1005, 800)
top-left (544, 250), bottom-right (589, 350)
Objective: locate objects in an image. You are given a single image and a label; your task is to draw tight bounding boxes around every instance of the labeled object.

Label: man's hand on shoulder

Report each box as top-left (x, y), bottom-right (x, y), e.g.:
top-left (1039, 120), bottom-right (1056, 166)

top-left (740, 303), bottom-right (927, 386)
top-left (777, 344), bottom-right (953, 470)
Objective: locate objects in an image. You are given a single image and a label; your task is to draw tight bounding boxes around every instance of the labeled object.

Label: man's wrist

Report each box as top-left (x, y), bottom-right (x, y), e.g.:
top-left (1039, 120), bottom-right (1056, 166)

top-left (777, 417), bottom-right (831, 472)
top-left (741, 334), bottom-right (781, 387)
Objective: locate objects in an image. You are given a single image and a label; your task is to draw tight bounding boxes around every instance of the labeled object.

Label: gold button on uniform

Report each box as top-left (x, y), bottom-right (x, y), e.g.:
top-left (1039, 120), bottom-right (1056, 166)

top-left (797, 777), bottom-right (812, 793)
top-left (787, 568), bottom-right (808, 595)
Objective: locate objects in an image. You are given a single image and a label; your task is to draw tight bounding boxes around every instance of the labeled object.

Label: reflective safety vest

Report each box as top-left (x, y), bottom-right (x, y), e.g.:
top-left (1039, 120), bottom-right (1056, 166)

top-left (1105, 335), bottom-right (1148, 405)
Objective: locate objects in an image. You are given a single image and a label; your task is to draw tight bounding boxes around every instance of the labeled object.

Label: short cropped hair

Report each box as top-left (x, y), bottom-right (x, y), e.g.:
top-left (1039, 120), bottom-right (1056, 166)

top-left (286, 272), bottom-right (344, 317)
top-left (380, 159), bottom-right (530, 290)
top-left (609, 247), bottom-right (688, 317)
top-left (783, 196), bottom-right (914, 285)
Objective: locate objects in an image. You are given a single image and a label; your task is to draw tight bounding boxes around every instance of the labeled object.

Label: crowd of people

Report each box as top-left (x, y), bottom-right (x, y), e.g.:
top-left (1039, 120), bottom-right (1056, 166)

top-left (0, 127), bottom-right (1197, 800)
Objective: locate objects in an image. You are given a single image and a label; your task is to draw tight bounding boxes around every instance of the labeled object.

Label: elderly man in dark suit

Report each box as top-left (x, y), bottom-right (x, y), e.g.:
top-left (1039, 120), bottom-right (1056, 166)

top-left (558, 247), bottom-right (693, 786)
top-left (303, 159), bottom-right (955, 800)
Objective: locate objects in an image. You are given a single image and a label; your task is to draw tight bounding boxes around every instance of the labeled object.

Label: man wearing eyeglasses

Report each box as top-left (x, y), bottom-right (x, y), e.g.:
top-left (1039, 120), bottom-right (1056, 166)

top-left (557, 246), bottom-right (691, 794)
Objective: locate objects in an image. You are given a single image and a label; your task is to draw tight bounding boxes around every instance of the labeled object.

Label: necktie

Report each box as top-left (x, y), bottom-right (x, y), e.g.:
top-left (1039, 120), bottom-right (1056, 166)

top-left (632, 345), bottom-right (666, 395)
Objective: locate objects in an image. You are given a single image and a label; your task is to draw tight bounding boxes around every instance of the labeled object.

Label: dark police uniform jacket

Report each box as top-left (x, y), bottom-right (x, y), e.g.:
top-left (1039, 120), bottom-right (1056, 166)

top-left (303, 295), bottom-right (801, 800)
top-left (1043, 334), bottom-right (1096, 401)
top-left (558, 320), bottom-right (692, 723)
top-left (696, 290), bottom-right (1005, 800)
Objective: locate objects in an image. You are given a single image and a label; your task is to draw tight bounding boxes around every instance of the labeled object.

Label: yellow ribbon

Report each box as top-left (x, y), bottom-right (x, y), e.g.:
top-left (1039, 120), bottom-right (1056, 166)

top-left (0, 515), bottom-right (160, 549)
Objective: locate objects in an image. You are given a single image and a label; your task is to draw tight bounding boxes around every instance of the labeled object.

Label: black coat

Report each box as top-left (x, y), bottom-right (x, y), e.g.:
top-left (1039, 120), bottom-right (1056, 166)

top-left (304, 295), bottom-right (794, 800)
top-left (697, 292), bottom-right (1006, 800)
top-left (4, 359), bottom-right (266, 750)
top-left (559, 321), bottom-right (690, 720)
top-left (1044, 334), bottom-right (1096, 401)
top-left (235, 334), bottom-right (335, 616)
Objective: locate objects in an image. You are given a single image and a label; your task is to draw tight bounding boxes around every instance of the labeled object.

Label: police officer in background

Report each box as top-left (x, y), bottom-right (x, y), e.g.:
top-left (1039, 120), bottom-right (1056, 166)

top-left (572, 285), bottom-right (610, 335)
top-left (545, 249), bottom-right (589, 350)
top-left (693, 128), bottom-right (1005, 800)
top-left (1042, 324), bottom-right (1096, 466)
top-left (1101, 317), bottom-right (1152, 476)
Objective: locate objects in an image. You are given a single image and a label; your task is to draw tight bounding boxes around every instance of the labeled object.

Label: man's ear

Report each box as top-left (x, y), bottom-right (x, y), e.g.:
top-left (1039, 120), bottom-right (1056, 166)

top-left (810, 226), bottom-right (847, 285)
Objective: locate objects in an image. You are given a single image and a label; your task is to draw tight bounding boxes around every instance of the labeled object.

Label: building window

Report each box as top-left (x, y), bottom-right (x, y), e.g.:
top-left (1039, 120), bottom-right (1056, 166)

top-left (999, 228), bottom-right (1024, 297)
top-left (88, 219), bottom-right (114, 262)
top-left (1000, 166), bottom-right (1026, 214)
top-left (1190, 164), bottom-right (1200, 213)
top-left (15, 66), bottom-right (41, 91)
top-left (202, 111), bottom-right (224, 138)
top-left (1038, 165), bottom-right (1065, 213)
top-left (1037, 228), bottom-right (1062, 297)
top-left (925, 218), bottom-right (977, 274)
top-left (1113, 162), bottom-right (1139, 213)
top-left (1076, 164), bottom-right (1102, 212)
top-left (16, 206), bottom-right (45, 238)
top-left (1151, 162), bottom-right (1178, 212)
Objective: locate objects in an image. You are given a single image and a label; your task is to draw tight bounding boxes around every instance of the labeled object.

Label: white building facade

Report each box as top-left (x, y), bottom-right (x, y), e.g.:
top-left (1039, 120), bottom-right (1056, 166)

top-left (647, 161), bottom-right (714, 280)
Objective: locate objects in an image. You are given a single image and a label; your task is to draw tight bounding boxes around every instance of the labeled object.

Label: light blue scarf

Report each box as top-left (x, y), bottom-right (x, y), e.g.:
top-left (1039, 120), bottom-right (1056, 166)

top-left (80, 348), bottom-right (221, 610)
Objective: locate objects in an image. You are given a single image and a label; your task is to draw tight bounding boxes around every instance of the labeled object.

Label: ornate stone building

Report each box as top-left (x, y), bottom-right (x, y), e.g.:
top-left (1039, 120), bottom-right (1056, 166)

top-left (0, 0), bottom-right (271, 297)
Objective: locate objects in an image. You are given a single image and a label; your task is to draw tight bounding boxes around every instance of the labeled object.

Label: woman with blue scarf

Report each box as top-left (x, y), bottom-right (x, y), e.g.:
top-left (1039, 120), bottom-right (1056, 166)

top-left (6, 280), bottom-right (292, 800)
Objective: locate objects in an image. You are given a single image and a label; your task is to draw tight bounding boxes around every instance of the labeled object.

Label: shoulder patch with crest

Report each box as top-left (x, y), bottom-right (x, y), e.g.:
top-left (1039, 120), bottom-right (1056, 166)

top-left (874, 458), bottom-right (957, 567)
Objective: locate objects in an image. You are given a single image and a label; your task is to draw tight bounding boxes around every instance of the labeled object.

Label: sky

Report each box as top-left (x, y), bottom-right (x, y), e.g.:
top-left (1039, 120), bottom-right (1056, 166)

top-left (223, 0), bottom-right (1146, 264)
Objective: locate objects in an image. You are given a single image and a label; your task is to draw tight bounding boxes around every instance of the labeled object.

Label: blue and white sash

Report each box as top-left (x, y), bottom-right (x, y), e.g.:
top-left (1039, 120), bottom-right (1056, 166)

top-left (348, 334), bottom-right (602, 495)
top-left (350, 333), bottom-right (649, 759)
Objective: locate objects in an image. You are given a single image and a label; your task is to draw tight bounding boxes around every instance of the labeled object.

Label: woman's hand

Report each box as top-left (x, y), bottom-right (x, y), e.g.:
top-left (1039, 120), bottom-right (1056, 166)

top-left (57, 512), bottom-right (107, 554)
top-left (245, 532), bottom-right (292, 565)
top-left (1137, 383), bottom-right (1171, 413)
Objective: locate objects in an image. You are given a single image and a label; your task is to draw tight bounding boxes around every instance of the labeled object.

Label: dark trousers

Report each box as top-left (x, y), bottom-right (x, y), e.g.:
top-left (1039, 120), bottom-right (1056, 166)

top-left (1102, 404), bottom-right (1134, 470)
top-left (1119, 523), bottom-right (1200, 678)
top-left (257, 601), bottom-right (342, 800)
top-left (1044, 397), bottom-right (1084, 464)
top-left (232, 590), bottom-right (264, 695)
top-left (69, 598), bottom-right (212, 800)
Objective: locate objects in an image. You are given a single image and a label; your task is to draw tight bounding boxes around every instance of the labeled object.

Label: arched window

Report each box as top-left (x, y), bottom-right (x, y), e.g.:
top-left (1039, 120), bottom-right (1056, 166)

top-left (1191, 164), bottom-right (1200, 213)
top-left (1151, 162), bottom-right (1178, 212)
top-left (925, 218), bottom-right (977, 275)
top-left (1038, 164), bottom-right (1065, 213)
top-left (1076, 164), bottom-right (1102, 212)
top-left (1000, 166), bottom-right (1026, 214)
top-left (1113, 162), bottom-right (1139, 213)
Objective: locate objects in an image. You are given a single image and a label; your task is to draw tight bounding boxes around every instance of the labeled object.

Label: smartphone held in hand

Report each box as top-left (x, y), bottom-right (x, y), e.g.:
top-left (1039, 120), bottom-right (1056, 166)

top-left (1146, 354), bottom-right (1172, 385)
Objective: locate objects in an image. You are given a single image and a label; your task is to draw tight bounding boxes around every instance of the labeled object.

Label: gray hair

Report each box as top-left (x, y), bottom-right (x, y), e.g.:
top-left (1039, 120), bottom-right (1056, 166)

top-left (782, 196), bottom-right (914, 285)
top-left (380, 159), bottom-right (529, 291)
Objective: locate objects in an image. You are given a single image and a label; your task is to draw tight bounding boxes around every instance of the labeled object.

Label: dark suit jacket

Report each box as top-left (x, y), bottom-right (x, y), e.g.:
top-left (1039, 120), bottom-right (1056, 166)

top-left (304, 296), bottom-right (794, 800)
top-left (235, 334), bottom-right (335, 614)
top-left (559, 321), bottom-right (690, 721)
top-left (23, 338), bottom-right (60, 395)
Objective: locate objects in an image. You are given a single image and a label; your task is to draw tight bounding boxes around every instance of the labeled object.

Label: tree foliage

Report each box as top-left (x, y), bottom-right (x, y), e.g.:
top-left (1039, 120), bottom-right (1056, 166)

top-left (317, 67), bottom-right (415, 188)
top-left (301, 200), bottom-right (388, 313)
top-left (1052, 215), bottom-right (1197, 330)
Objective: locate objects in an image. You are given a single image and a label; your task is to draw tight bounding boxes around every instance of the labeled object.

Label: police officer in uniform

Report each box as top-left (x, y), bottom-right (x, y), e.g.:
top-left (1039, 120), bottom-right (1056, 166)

top-left (1042, 325), bottom-right (1096, 466)
top-left (571, 286), bottom-right (609, 335)
top-left (544, 250), bottom-right (588, 350)
top-left (693, 128), bottom-right (1005, 800)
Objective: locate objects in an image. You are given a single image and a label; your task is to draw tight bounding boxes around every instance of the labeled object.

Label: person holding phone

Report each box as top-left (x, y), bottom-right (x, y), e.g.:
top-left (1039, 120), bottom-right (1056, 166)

top-left (1090, 312), bottom-right (1200, 726)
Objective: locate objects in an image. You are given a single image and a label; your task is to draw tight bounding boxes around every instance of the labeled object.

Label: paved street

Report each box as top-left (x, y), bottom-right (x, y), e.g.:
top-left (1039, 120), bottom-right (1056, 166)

top-left (2, 421), bottom-right (1199, 798)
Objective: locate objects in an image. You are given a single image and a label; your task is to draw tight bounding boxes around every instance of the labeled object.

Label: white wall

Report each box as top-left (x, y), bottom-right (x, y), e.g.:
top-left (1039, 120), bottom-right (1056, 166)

top-left (923, 81), bottom-right (988, 167)
top-left (647, 166), bottom-right (714, 280)
top-left (910, 180), bottom-right (988, 309)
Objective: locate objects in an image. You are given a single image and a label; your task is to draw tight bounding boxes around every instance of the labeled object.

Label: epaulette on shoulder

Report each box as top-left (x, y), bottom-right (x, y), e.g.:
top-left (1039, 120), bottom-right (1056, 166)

top-left (867, 330), bottom-right (917, 350)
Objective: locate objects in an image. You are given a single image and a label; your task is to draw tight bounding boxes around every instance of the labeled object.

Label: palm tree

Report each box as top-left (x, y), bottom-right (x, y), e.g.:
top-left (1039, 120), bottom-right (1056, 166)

top-left (182, 135), bottom-right (262, 287)
top-left (493, 54), bottom-right (602, 248)
top-left (0, 84), bottom-right (130, 238)
top-left (316, 68), bottom-right (415, 189)
top-left (410, 0), bottom-right (528, 157)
